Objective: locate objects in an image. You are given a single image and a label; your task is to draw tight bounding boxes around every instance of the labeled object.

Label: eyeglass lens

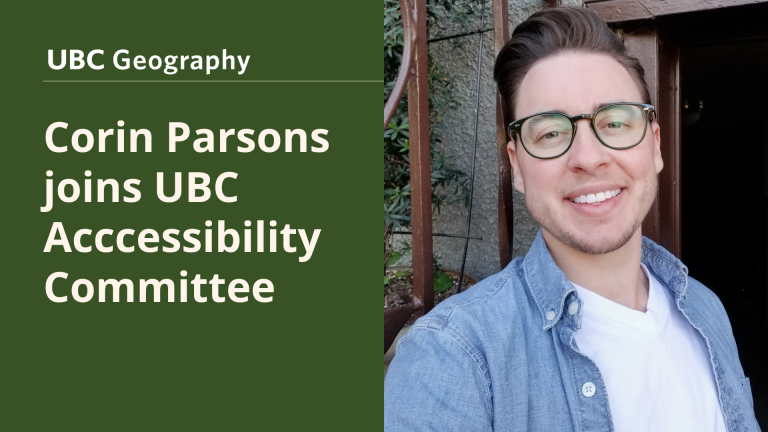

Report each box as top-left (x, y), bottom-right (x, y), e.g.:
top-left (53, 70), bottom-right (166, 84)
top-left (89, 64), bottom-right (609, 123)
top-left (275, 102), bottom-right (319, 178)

top-left (520, 104), bottom-right (646, 158)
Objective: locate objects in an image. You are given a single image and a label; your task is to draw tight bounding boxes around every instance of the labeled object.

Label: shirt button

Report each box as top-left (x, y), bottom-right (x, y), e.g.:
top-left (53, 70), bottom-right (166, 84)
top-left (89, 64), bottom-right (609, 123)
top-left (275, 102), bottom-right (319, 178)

top-left (568, 302), bottom-right (579, 315)
top-left (545, 311), bottom-right (556, 321)
top-left (582, 382), bottom-right (596, 397)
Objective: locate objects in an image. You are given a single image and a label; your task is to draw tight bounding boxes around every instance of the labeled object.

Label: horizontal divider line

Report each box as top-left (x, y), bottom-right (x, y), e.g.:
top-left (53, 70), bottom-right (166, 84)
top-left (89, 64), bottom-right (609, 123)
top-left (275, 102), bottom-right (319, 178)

top-left (43, 80), bottom-right (383, 83)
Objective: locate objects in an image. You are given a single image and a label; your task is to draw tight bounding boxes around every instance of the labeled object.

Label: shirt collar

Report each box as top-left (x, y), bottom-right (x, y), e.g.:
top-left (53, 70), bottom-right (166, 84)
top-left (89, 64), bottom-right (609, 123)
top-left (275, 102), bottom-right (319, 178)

top-left (522, 230), bottom-right (689, 331)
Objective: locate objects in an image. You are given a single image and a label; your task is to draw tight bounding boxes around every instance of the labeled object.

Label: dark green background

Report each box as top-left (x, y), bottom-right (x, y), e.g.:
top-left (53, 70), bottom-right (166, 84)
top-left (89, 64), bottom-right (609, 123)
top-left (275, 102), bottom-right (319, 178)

top-left (2, 1), bottom-right (380, 430)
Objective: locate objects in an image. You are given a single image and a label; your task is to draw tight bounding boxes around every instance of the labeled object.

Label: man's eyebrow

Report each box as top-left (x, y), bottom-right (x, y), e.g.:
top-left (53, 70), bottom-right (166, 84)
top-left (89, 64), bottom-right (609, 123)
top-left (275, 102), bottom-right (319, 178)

top-left (591, 100), bottom-right (626, 112)
top-left (516, 107), bottom-right (568, 121)
top-left (526, 113), bottom-right (565, 130)
top-left (533, 107), bottom-right (569, 115)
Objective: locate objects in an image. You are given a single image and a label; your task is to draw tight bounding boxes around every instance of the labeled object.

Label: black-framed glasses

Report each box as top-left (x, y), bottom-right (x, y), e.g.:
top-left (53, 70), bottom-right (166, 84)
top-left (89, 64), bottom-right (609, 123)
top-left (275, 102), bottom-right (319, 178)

top-left (508, 103), bottom-right (656, 159)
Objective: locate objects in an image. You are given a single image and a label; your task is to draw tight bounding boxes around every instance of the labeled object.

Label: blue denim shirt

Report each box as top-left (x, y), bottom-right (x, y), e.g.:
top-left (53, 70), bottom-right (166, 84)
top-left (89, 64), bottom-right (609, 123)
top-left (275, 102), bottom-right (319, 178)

top-left (384, 231), bottom-right (759, 431)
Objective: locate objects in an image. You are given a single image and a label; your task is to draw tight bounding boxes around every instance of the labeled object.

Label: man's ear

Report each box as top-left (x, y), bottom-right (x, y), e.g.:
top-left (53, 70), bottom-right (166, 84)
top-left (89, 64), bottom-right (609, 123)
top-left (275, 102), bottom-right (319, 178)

top-left (507, 138), bottom-right (525, 195)
top-left (651, 121), bottom-right (663, 174)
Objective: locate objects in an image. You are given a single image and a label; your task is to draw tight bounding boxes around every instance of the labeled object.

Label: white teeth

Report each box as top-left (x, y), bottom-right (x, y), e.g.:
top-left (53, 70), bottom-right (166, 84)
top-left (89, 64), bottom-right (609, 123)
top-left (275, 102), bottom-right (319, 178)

top-left (570, 188), bottom-right (621, 204)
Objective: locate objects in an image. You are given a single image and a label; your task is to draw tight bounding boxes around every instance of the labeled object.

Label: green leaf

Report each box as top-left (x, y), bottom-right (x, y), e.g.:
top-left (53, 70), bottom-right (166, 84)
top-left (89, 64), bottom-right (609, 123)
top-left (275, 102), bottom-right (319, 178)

top-left (386, 251), bottom-right (402, 267)
top-left (384, 275), bottom-right (390, 285)
top-left (395, 270), bottom-right (406, 278)
top-left (433, 270), bottom-right (452, 292)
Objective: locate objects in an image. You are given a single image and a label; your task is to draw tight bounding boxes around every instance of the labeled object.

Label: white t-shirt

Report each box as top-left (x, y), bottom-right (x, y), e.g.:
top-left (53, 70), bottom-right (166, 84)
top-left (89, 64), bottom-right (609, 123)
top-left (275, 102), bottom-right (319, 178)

top-left (572, 264), bottom-right (726, 432)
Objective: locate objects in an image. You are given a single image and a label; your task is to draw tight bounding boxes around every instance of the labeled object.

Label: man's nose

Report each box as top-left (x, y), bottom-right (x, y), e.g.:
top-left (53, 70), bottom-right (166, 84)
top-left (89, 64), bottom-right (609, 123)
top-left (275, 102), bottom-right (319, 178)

top-left (566, 119), bottom-right (612, 172)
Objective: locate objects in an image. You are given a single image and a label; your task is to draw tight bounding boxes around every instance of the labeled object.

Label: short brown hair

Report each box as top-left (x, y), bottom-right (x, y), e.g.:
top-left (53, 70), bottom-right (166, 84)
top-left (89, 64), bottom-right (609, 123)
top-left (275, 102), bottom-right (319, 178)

top-left (493, 6), bottom-right (650, 121)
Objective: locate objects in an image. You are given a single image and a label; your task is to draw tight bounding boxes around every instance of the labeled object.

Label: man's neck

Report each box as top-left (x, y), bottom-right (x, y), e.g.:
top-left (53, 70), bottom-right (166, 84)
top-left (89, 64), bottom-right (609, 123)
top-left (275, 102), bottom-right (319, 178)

top-left (542, 228), bottom-right (649, 312)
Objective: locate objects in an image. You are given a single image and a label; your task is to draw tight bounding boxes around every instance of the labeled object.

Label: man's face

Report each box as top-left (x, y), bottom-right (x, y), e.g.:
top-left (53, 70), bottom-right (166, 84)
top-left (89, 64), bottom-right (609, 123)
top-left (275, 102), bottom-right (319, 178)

top-left (509, 52), bottom-right (663, 254)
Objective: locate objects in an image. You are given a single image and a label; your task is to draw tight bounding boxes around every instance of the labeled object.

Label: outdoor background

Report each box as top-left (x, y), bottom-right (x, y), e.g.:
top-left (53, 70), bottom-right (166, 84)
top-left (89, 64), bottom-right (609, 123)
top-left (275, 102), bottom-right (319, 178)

top-left (0, 1), bottom-right (380, 430)
top-left (389, 0), bottom-right (581, 280)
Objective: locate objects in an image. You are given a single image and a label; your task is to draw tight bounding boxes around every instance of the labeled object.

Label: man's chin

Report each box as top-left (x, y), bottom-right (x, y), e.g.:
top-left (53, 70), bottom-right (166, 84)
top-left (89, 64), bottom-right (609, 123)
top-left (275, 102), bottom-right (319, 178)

top-left (544, 224), bottom-right (638, 255)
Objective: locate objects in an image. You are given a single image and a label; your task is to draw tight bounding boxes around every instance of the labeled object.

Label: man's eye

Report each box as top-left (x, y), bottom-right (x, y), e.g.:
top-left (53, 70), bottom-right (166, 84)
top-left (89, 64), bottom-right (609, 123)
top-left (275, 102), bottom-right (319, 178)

top-left (544, 131), bottom-right (560, 139)
top-left (606, 121), bottom-right (623, 129)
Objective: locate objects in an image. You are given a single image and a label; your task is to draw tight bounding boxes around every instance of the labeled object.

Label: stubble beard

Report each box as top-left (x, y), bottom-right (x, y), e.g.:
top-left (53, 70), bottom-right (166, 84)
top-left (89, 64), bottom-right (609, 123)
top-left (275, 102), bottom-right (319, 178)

top-left (524, 174), bottom-right (659, 255)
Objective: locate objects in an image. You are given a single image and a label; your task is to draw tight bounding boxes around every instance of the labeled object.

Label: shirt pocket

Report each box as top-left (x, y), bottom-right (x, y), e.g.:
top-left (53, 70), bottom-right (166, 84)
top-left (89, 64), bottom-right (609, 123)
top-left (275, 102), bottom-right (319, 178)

top-left (739, 378), bottom-right (753, 409)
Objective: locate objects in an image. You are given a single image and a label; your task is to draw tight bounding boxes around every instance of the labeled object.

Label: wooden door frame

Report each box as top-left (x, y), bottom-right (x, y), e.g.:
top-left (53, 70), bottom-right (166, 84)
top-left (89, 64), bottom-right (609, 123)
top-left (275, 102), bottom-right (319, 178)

top-left (585, 0), bottom-right (767, 22)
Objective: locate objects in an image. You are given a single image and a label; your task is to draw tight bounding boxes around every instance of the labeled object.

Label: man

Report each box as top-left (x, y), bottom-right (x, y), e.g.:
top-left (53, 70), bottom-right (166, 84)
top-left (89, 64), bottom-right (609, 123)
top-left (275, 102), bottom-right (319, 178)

top-left (384, 6), bottom-right (759, 431)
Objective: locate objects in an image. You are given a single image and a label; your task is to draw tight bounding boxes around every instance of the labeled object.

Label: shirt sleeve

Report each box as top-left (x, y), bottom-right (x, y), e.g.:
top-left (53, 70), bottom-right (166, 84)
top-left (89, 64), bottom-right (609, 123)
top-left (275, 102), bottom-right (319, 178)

top-left (384, 325), bottom-right (492, 432)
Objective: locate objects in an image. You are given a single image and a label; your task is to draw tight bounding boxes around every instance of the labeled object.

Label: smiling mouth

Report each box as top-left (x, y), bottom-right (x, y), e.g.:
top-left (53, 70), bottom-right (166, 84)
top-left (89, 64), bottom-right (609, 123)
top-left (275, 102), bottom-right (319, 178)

top-left (569, 188), bottom-right (622, 205)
